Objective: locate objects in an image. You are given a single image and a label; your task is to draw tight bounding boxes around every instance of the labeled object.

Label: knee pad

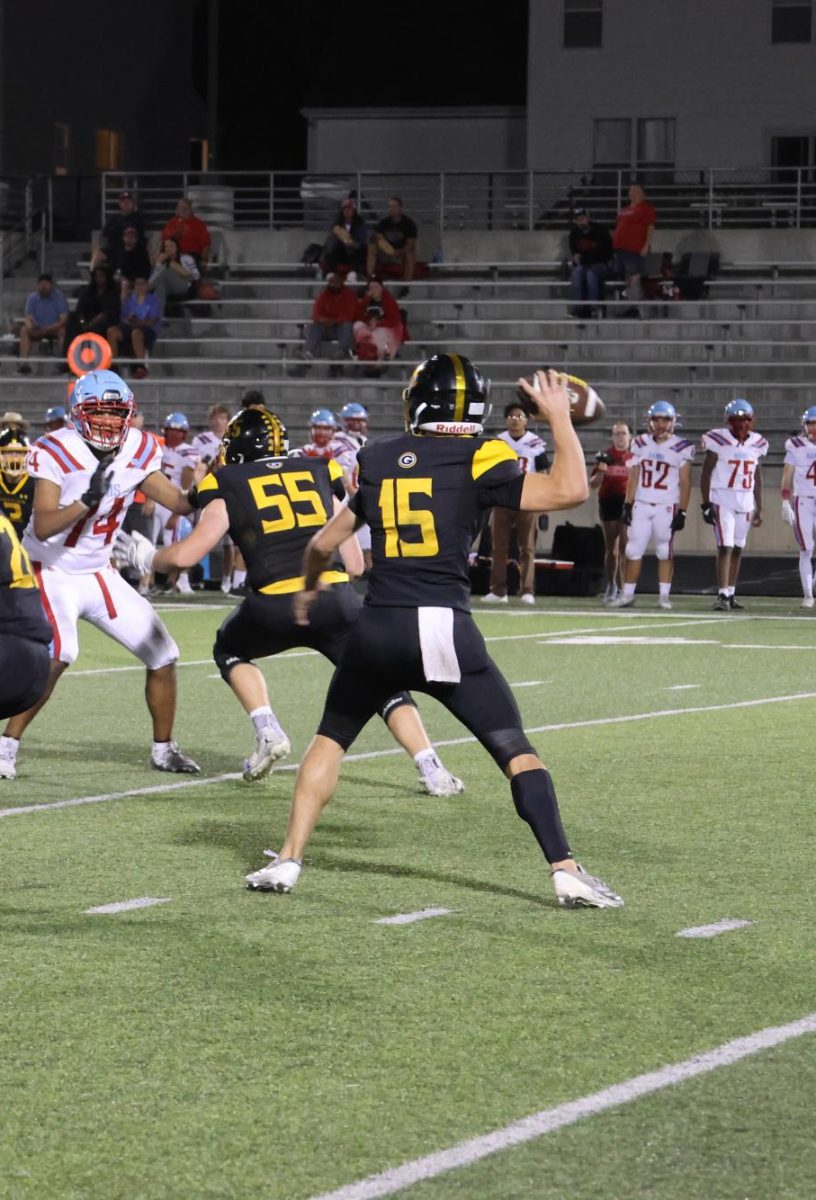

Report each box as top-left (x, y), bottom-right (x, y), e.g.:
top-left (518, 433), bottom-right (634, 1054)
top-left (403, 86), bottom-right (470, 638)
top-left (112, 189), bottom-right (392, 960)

top-left (378, 691), bottom-right (417, 723)
top-left (481, 727), bottom-right (536, 771)
top-left (213, 634), bottom-right (254, 683)
top-left (655, 542), bottom-right (671, 561)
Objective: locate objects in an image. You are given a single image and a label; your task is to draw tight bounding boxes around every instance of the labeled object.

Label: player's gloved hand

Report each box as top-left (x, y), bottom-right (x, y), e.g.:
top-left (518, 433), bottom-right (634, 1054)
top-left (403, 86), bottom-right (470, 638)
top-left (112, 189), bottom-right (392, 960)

top-left (595, 451), bottom-right (613, 465)
top-left (670, 509), bottom-right (686, 532)
top-left (782, 499), bottom-right (795, 527)
top-left (621, 502), bottom-right (633, 526)
top-left (700, 502), bottom-right (717, 525)
top-left (113, 529), bottom-right (156, 576)
top-left (79, 452), bottom-right (115, 510)
top-left (186, 484), bottom-right (200, 510)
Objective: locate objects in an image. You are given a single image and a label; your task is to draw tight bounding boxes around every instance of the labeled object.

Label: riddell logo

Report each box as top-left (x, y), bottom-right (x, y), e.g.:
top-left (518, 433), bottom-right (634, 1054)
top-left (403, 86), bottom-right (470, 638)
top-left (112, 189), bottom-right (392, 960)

top-left (434, 422), bottom-right (476, 434)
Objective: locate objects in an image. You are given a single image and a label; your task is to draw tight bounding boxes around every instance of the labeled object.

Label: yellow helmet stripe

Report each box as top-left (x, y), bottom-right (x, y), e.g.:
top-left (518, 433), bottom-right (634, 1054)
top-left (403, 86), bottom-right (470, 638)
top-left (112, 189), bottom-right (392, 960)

top-left (450, 353), bottom-right (467, 422)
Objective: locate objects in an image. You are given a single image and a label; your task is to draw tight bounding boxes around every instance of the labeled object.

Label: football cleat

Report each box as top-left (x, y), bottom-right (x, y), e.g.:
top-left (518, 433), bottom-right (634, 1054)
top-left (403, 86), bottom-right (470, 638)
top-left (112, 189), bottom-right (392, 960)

top-left (242, 726), bottom-right (291, 782)
top-left (802, 597), bottom-right (815, 609)
top-left (481, 592), bottom-right (508, 604)
top-left (552, 864), bottom-right (624, 909)
top-left (712, 595), bottom-right (730, 612)
top-left (520, 593), bottom-right (535, 605)
top-left (612, 594), bottom-right (636, 608)
top-left (150, 742), bottom-right (200, 774)
top-left (0, 739), bottom-right (17, 780)
top-left (418, 755), bottom-right (465, 797)
top-left (728, 596), bottom-right (745, 610)
top-left (246, 857), bottom-right (302, 893)
top-left (658, 598), bottom-right (673, 610)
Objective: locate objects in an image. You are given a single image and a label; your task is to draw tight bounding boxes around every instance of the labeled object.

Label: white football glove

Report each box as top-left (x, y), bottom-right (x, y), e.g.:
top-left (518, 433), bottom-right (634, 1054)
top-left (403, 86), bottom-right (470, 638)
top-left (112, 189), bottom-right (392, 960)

top-left (114, 529), bottom-right (156, 575)
top-left (782, 499), bottom-right (795, 527)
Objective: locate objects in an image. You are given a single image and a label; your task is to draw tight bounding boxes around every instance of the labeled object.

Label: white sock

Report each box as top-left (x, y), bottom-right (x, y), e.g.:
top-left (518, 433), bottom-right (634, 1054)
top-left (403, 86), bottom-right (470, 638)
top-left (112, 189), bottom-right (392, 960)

top-left (799, 552), bottom-right (813, 598)
top-left (232, 569), bottom-right (247, 587)
top-left (0, 735), bottom-right (19, 755)
top-left (622, 582), bottom-right (636, 599)
top-left (414, 748), bottom-right (440, 772)
top-left (724, 586), bottom-right (735, 597)
top-left (152, 739), bottom-right (172, 758)
top-left (250, 706), bottom-right (277, 734)
top-left (659, 582), bottom-right (671, 599)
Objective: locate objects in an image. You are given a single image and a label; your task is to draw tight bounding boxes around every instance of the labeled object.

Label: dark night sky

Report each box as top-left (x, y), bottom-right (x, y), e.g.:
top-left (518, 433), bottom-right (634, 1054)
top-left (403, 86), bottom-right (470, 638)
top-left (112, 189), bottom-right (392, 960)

top-left (215, 0), bottom-right (529, 168)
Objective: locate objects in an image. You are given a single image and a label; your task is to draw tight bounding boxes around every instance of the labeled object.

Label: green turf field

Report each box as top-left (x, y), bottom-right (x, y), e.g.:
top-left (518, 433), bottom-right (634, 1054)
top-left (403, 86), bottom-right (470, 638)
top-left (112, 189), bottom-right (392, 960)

top-left (3, 596), bottom-right (816, 1200)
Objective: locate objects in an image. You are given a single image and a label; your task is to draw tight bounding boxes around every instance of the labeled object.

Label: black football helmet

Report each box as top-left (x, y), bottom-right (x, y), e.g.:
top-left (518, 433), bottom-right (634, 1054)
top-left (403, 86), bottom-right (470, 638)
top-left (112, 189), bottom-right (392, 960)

top-left (403, 353), bottom-right (491, 435)
top-left (222, 408), bottom-right (288, 463)
top-left (0, 426), bottom-right (29, 478)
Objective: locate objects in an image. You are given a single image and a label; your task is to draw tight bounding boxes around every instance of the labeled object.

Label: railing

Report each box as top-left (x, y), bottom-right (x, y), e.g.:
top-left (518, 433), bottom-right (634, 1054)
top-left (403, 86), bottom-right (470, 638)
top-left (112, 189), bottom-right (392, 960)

top-left (101, 167), bottom-right (816, 233)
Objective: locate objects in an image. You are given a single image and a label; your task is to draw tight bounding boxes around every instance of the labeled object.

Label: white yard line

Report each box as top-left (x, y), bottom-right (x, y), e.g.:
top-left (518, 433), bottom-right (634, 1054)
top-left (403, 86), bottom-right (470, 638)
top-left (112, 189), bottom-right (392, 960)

top-left (374, 908), bottom-right (455, 926)
top-left (84, 897), bottom-right (171, 915)
top-left (4, 690), bottom-right (816, 821)
top-left (65, 648), bottom-right (319, 678)
top-left (510, 680), bottom-right (548, 688)
top-left (725, 644), bottom-right (814, 651)
top-left (306, 1013), bottom-right (816, 1200)
top-left (677, 919), bottom-right (755, 939)
top-left (664, 684), bottom-right (701, 691)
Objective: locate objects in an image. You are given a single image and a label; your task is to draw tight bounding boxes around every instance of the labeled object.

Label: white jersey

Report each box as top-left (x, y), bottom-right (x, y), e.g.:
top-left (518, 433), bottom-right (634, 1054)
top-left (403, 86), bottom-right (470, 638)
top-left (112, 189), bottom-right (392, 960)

top-left (783, 435), bottom-right (816, 499)
top-left (331, 431), bottom-right (366, 488)
top-left (23, 425), bottom-right (162, 573)
top-left (497, 429), bottom-right (548, 474)
top-left (190, 430), bottom-right (221, 465)
top-left (288, 438), bottom-right (346, 461)
top-left (702, 427), bottom-right (769, 513)
top-left (161, 440), bottom-right (199, 487)
top-left (630, 432), bottom-right (695, 505)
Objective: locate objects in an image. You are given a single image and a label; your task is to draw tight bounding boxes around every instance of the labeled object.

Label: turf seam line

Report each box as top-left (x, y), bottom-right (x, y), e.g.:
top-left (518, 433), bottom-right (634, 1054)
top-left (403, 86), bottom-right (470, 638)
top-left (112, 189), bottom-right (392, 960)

top-left (4, 690), bottom-right (816, 820)
top-left (676, 918), bottom-right (755, 939)
top-left (306, 1012), bottom-right (816, 1200)
top-left (374, 908), bottom-right (455, 926)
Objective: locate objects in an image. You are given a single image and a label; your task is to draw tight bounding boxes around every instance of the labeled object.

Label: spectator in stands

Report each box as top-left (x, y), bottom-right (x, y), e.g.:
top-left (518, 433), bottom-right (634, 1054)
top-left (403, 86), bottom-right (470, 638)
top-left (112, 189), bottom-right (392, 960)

top-left (1, 411), bottom-right (28, 433)
top-left (17, 274), bottom-right (69, 374)
top-left (107, 276), bottom-right (162, 379)
top-left (109, 225), bottom-right (152, 299)
top-left (568, 208), bottom-right (612, 319)
top-left (303, 273), bottom-right (356, 362)
top-left (352, 277), bottom-right (404, 363)
top-left (482, 403), bottom-right (550, 604)
top-left (320, 198), bottom-right (368, 281)
top-left (161, 197), bottom-right (211, 270)
top-left (91, 190), bottom-right (147, 269)
top-left (366, 197), bottom-right (417, 296)
top-left (43, 405), bottom-right (66, 432)
top-left (589, 421), bottom-right (633, 603)
top-left (148, 237), bottom-right (200, 314)
top-left (612, 183), bottom-right (656, 318)
top-left (64, 265), bottom-right (121, 347)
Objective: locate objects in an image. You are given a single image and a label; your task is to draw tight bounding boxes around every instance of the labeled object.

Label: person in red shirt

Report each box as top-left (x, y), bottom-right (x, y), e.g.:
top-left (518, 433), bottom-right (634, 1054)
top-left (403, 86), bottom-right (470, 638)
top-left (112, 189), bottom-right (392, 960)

top-left (352, 277), bottom-right (404, 361)
top-left (160, 198), bottom-right (211, 268)
top-left (590, 421), bottom-right (633, 602)
top-left (612, 183), bottom-right (656, 318)
top-left (303, 273), bottom-right (357, 359)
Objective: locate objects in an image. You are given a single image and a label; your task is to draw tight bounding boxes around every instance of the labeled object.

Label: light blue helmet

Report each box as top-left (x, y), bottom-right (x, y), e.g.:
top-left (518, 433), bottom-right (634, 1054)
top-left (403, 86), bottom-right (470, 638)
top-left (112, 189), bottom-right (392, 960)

top-left (646, 400), bottom-right (677, 433)
top-left (71, 369), bottom-right (134, 450)
top-left (163, 411), bottom-right (190, 431)
top-left (309, 407), bottom-right (336, 448)
top-left (44, 404), bottom-right (66, 427)
top-left (337, 401), bottom-right (368, 434)
top-left (801, 405), bottom-right (816, 438)
top-left (724, 398), bottom-right (754, 439)
top-left (309, 408), bottom-right (336, 427)
top-left (724, 398), bottom-right (754, 420)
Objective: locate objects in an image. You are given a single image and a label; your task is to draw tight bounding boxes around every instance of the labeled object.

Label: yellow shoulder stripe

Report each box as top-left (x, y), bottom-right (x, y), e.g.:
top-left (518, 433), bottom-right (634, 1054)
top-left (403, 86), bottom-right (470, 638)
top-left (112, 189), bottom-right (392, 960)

top-left (198, 473), bottom-right (219, 493)
top-left (471, 439), bottom-right (519, 481)
top-left (328, 459), bottom-right (344, 481)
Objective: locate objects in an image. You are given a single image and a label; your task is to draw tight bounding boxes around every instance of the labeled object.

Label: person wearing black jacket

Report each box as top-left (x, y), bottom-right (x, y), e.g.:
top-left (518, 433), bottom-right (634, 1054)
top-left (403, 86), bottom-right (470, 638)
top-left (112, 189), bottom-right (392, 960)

top-left (65, 266), bottom-right (121, 345)
top-left (568, 207), bottom-right (612, 318)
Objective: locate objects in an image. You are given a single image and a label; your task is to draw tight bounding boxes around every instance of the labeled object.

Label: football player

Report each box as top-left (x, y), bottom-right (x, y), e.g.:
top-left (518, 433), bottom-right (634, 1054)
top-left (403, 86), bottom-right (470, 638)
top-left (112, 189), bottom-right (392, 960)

top-left (289, 409), bottom-right (339, 459)
top-left (482, 401), bottom-right (550, 604)
top-left (117, 406), bottom-right (464, 796)
top-left (780, 405), bottom-right (816, 608)
top-left (332, 403), bottom-right (373, 569)
top-left (0, 370), bottom-right (200, 781)
top-left (191, 404), bottom-right (234, 593)
top-left (700, 398), bottom-right (768, 611)
top-left (0, 427), bottom-right (35, 537)
top-left (613, 400), bottom-right (694, 610)
top-left (245, 356), bottom-right (623, 908)
top-left (0, 512), bottom-right (51, 720)
top-left (154, 411), bottom-right (200, 594)
top-left (43, 405), bottom-right (66, 433)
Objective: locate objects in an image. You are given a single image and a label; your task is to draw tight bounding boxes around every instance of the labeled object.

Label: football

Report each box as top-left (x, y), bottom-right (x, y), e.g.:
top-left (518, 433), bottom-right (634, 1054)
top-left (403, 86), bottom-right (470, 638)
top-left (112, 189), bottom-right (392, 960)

top-left (517, 370), bottom-right (606, 427)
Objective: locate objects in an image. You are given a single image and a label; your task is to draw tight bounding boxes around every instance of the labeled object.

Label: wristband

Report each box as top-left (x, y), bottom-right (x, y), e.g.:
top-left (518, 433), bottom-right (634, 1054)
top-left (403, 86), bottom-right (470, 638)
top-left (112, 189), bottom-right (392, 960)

top-left (781, 489), bottom-right (792, 500)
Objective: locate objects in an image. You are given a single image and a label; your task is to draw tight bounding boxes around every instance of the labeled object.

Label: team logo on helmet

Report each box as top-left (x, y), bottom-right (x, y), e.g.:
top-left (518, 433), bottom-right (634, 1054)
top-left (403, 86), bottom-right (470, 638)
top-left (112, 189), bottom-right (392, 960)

top-left (71, 369), bottom-right (135, 451)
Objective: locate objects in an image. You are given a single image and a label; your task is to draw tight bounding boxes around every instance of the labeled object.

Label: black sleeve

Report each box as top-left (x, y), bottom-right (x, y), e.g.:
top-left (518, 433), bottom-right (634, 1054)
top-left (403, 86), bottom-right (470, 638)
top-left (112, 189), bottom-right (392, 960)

top-left (569, 230), bottom-right (579, 255)
top-left (196, 472), bottom-right (225, 511)
top-left (331, 476), bottom-right (346, 502)
top-left (599, 229), bottom-right (613, 261)
top-left (534, 450), bottom-right (550, 472)
top-left (477, 472), bottom-right (525, 512)
top-left (404, 216), bottom-right (418, 239)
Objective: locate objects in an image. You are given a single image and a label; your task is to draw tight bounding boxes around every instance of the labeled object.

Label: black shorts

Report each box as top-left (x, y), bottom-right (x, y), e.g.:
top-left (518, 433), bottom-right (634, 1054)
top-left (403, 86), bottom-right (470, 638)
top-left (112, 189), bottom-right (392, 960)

top-left (317, 606), bottom-right (535, 770)
top-left (214, 585), bottom-right (414, 720)
top-left (599, 494), bottom-right (625, 522)
top-left (0, 633), bottom-right (50, 719)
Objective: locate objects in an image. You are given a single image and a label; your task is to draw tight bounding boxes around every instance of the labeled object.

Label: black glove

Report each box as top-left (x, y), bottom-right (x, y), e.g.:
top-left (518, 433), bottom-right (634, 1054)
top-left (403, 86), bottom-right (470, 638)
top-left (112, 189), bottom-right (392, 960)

top-left (621, 502), bottom-right (633, 526)
top-left (595, 451), bottom-right (613, 466)
top-left (701, 502), bottom-right (716, 525)
top-left (670, 509), bottom-right (686, 532)
top-left (79, 453), bottom-right (115, 509)
top-left (186, 484), bottom-right (201, 511)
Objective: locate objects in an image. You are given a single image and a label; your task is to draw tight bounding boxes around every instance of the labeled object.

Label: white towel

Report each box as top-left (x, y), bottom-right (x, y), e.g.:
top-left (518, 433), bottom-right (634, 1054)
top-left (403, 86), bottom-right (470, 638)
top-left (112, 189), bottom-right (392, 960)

top-left (418, 607), bottom-right (461, 683)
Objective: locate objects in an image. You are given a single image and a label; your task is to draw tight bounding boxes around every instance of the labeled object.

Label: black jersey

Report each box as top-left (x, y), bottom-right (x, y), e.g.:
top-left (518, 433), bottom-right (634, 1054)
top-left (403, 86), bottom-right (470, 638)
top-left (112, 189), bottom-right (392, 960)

top-left (0, 472), bottom-right (34, 538)
top-left (196, 455), bottom-right (348, 592)
top-left (0, 512), bottom-right (52, 642)
top-left (350, 432), bottom-right (525, 611)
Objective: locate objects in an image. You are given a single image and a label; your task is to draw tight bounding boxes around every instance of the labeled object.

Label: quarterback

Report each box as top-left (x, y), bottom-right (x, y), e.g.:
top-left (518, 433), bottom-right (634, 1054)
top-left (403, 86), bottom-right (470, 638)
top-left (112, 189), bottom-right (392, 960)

top-left (0, 370), bottom-right (200, 780)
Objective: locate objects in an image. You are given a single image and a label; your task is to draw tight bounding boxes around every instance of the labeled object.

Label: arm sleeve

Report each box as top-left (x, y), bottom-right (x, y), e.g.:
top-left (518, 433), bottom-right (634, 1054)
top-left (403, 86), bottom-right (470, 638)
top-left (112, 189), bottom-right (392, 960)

top-left (471, 439), bottom-right (525, 510)
top-left (24, 294), bottom-right (35, 317)
top-left (327, 458), bottom-right (347, 501)
top-left (534, 450), bottom-right (550, 472)
top-left (194, 471), bottom-right (223, 510)
top-left (56, 291), bottom-right (69, 316)
top-left (404, 217), bottom-right (418, 239)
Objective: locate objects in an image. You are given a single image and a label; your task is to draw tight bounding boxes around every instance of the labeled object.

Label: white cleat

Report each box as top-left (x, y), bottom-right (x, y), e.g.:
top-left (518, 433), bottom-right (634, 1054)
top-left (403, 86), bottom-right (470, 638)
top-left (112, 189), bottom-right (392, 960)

top-left (174, 574), bottom-right (195, 594)
top-left (658, 598), bottom-right (673, 610)
top-left (243, 726), bottom-right (291, 781)
top-left (418, 755), bottom-right (465, 797)
top-left (802, 597), bottom-right (815, 609)
top-left (520, 592), bottom-right (535, 605)
top-left (0, 739), bottom-right (17, 780)
top-left (611, 594), bottom-right (636, 608)
top-left (246, 857), bottom-right (302, 893)
top-left (552, 864), bottom-right (624, 909)
top-left (481, 592), bottom-right (508, 603)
